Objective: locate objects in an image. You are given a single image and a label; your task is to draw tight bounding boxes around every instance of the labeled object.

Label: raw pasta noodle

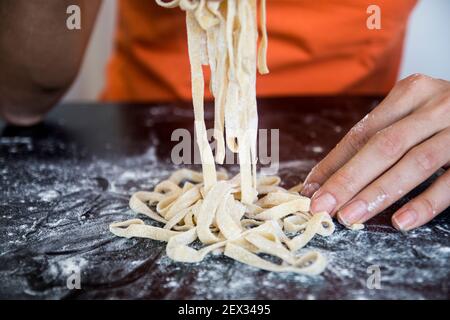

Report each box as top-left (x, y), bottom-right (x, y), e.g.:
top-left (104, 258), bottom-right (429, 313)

top-left (347, 223), bottom-right (365, 231)
top-left (110, 0), bottom-right (336, 275)
top-left (110, 169), bottom-right (335, 275)
top-left (156, 0), bottom-right (264, 203)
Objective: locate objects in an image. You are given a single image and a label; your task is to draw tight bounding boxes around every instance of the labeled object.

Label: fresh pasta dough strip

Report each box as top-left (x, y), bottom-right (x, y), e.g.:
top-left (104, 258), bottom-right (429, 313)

top-left (111, 169), bottom-right (335, 275)
top-left (255, 198), bottom-right (311, 221)
top-left (216, 194), bottom-right (243, 240)
top-left (224, 243), bottom-right (327, 275)
top-left (287, 212), bottom-right (335, 251)
top-left (244, 233), bottom-right (294, 264)
top-left (256, 191), bottom-right (303, 207)
top-left (129, 192), bottom-right (167, 223)
top-left (257, 0), bottom-right (269, 74)
top-left (283, 213), bottom-right (312, 233)
top-left (186, 10), bottom-right (217, 191)
top-left (348, 223), bottom-right (365, 230)
top-left (161, 185), bottom-right (201, 220)
top-left (169, 169), bottom-right (204, 184)
top-left (110, 219), bottom-right (180, 242)
top-left (167, 227), bottom-right (228, 263)
top-left (110, 1), bottom-right (339, 276)
top-left (196, 181), bottom-right (234, 244)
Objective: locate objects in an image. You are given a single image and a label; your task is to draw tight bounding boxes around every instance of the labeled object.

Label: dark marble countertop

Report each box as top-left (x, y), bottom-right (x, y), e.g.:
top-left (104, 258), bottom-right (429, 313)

top-left (0, 97), bottom-right (448, 299)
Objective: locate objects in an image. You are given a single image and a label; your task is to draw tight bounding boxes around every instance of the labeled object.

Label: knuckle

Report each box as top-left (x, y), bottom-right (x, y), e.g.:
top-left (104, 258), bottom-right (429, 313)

top-left (409, 146), bottom-right (441, 174)
top-left (345, 128), bottom-right (370, 153)
top-left (367, 185), bottom-right (390, 213)
top-left (433, 92), bottom-right (450, 117)
top-left (374, 184), bottom-right (390, 199)
top-left (308, 160), bottom-right (336, 184)
top-left (397, 73), bottom-right (430, 92)
top-left (444, 174), bottom-right (450, 190)
top-left (332, 169), bottom-right (358, 195)
top-left (305, 166), bottom-right (320, 185)
top-left (423, 96), bottom-right (450, 124)
top-left (440, 91), bottom-right (450, 105)
top-left (311, 162), bottom-right (330, 179)
top-left (370, 128), bottom-right (404, 159)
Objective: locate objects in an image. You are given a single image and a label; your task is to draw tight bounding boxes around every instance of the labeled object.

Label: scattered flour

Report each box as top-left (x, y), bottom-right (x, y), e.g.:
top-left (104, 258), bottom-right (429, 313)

top-left (57, 257), bottom-right (88, 275)
top-left (277, 160), bottom-right (316, 171)
top-left (367, 194), bottom-right (389, 212)
top-left (351, 114), bottom-right (369, 134)
top-left (311, 146), bottom-right (324, 153)
top-left (1, 134), bottom-right (449, 299)
top-left (38, 190), bottom-right (60, 202)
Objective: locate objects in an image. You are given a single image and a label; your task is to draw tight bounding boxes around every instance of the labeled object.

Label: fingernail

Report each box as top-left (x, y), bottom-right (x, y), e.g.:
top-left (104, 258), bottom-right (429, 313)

top-left (301, 182), bottom-right (320, 197)
top-left (311, 192), bottom-right (337, 214)
top-left (392, 209), bottom-right (418, 231)
top-left (338, 200), bottom-right (367, 226)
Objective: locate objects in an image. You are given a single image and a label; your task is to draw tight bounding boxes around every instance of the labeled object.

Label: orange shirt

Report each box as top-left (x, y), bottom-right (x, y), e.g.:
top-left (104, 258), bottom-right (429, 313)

top-left (101, 0), bottom-right (417, 102)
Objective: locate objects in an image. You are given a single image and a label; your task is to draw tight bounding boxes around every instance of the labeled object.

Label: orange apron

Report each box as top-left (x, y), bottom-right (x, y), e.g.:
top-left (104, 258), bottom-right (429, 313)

top-left (101, 0), bottom-right (416, 102)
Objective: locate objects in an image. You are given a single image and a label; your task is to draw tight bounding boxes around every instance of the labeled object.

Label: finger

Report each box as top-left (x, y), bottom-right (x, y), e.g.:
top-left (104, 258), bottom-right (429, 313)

top-left (392, 169), bottom-right (450, 231)
top-left (310, 103), bottom-right (450, 216)
top-left (302, 74), bottom-right (445, 197)
top-left (336, 128), bottom-right (450, 226)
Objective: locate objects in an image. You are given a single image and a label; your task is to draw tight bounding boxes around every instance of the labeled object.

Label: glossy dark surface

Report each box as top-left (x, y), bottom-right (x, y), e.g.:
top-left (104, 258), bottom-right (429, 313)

top-left (0, 97), bottom-right (448, 299)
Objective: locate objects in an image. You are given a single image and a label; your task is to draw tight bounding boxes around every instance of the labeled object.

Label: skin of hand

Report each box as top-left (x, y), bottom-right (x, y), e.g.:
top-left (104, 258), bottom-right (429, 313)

top-left (302, 74), bottom-right (450, 232)
top-left (0, 0), bottom-right (219, 127)
top-left (0, 0), bottom-right (101, 126)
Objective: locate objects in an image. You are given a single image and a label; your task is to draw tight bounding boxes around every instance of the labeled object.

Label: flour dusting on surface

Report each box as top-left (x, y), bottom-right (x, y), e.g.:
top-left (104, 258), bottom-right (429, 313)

top-left (0, 107), bottom-right (449, 299)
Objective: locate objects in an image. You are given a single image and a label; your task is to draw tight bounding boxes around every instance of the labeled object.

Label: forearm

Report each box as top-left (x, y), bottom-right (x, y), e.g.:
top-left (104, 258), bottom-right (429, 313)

top-left (0, 0), bottom-right (101, 125)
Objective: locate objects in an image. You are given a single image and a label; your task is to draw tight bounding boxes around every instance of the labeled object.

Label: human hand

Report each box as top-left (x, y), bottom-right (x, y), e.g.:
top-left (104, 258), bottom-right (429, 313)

top-left (302, 74), bottom-right (450, 231)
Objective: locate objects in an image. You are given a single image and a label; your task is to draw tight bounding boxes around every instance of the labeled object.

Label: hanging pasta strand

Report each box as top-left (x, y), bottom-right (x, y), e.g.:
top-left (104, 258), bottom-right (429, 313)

top-left (110, 1), bottom-right (336, 275)
top-left (257, 0), bottom-right (269, 74)
top-left (186, 10), bottom-right (217, 191)
top-left (207, 1), bottom-right (227, 164)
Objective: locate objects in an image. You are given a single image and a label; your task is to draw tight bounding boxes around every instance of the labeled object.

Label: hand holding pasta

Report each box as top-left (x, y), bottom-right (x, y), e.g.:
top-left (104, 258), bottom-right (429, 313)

top-left (110, 0), bottom-right (336, 275)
